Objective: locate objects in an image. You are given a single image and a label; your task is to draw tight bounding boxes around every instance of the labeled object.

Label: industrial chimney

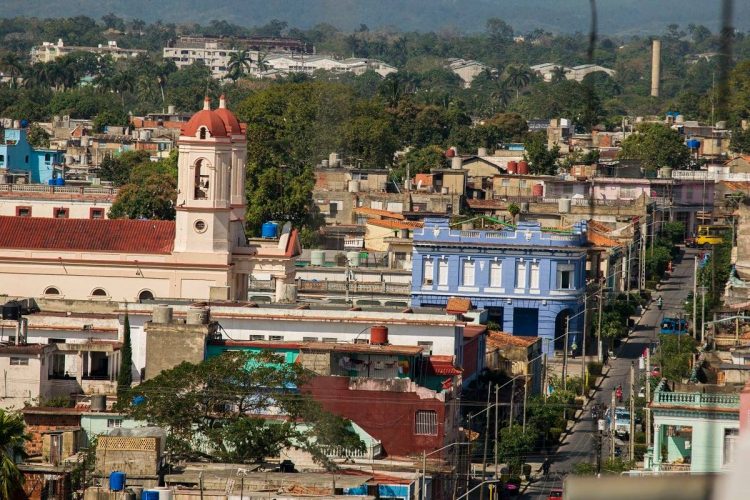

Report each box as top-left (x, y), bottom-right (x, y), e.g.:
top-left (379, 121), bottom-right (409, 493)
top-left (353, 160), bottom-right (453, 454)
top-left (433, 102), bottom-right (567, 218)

top-left (650, 39), bottom-right (661, 97)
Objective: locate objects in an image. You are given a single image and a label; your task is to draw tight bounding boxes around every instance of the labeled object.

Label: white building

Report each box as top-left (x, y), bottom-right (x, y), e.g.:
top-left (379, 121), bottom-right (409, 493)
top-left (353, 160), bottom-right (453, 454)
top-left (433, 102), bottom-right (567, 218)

top-left (0, 183), bottom-right (116, 219)
top-left (530, 62), bottom-right (615, 82)
top-left (31, 39), bottom-right (146, 64)
top-left (446, 58), bottom-right (493, 87)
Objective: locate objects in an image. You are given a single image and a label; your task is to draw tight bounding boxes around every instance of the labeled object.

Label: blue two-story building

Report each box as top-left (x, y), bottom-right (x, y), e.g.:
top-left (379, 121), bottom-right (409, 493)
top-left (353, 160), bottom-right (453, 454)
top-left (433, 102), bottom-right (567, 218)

top-left (0, 127), bottom-right (64, 184)
top-left (411, 218), bottom-right (588, 355)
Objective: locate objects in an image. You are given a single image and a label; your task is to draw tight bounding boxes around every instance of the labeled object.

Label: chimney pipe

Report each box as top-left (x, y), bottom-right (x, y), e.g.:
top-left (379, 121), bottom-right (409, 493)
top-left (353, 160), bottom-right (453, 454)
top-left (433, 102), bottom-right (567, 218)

top-left (651, 40), bottom-right (661, 97)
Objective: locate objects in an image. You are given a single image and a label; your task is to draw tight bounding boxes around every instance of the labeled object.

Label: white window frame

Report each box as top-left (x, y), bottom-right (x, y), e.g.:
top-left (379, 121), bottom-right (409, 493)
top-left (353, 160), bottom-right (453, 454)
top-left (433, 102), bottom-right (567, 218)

top-left (10, 357), bottom-right (29, 366)
top-left (515, 261), bottom-right (527, 289)
top-left (423, 258), bottom-right (434, 286)
top-left (557, 264), bottom-right (575, 290)
top-left (107, 419), bottom-right (123, 428)
top-left (438, 260), bottom-right (449, 286)
top-left (489, 261), bottom-right (502, 288)
top-left (415, 410), bottom-right (438, 436)
top-left (462, 259), bottom-right (475, 286)
top-left (530, 262), bottom-right (540, 290)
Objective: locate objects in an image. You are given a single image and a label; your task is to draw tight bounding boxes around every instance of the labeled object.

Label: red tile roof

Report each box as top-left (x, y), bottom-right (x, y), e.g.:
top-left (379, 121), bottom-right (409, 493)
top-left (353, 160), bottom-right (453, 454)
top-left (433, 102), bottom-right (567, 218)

top-left (366, 219), bottom-right (423, 230)
top-left (446, 297), bottom-right (472, 314)
top-left (588, 230), bottom-right (620, 248)
top-left (353, 207), bottom-right (405, 220)
top-left (486, 331), bottom-right (540, 349)
top-left (0, 216), bottom-right (175, 254)
top-left (428, 355), bottom-right (462, 376)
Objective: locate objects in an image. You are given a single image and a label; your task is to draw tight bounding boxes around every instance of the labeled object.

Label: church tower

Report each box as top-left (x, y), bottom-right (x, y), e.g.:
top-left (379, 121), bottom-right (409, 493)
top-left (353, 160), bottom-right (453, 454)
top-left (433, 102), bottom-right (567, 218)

top-left (173, 96), bottom-right (246, 259)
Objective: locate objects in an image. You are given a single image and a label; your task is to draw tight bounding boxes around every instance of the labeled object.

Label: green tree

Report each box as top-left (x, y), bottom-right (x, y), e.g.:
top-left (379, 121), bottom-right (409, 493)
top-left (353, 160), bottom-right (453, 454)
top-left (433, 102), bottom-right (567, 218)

top-left (227, 49), bottom-right (253, 82)
top-left (505, 66), bottom-right (533, 98)
top-left (730, 127), bottom-right (750, 154)
top-left (26, 123), bottom-right (50, 148)
top-left (391, 145), bottom-right (448, 183)
top-left (98, 150), bottom-right (151, 186)
top-left (117, 311), bottom-right (133, 398)
top-left (618, 123), bottom-right (691, 173)
top-left (523, 131), bottom-right (559, 175)
top-left (0, 52), bottom-right (25, 89)
top-left (496, 424), bottom-right (535, 475)
top-left (662, 221), bottom-right (686, 244)
top-left (108, 159), bottom-right (177, 220)
top-left (0, 409), bottom-right (28, 499)
top-left (658, 334), bottom-right (697, 381)
top-left (121, 350), bottom-right (363, 465)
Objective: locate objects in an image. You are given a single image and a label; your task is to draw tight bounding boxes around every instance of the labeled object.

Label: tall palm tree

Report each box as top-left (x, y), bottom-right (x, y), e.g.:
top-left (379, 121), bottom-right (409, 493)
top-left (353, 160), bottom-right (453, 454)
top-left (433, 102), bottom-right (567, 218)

top-left (490, 80), bottom-right (513, 113)
top-left (227, 49), bottom-right (253, 82)
top-left (0, 410), bottom-right (28, 499)
top-left (550, 66), bottom-right (568, 83)
top-left (0, 53), bottom-right (25, 89)
top-left (506, 65), bottom-right (533, 98)
top-left (256, 52), bottom-right (270, 74)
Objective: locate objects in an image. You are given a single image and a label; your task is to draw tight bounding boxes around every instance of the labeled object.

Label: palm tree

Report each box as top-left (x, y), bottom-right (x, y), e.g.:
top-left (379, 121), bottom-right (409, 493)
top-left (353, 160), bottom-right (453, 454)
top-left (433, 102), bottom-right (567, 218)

top-left (0, 53), bottom-right (25, 89)
top-left (490, 80), bottom-right (513, 113)
top-left (227, 49), bottom-right (253, 82)
top-left (0, 410), bottom-right (28, 499)
top-left (256, 52), bottom-right (270, 74)
top-left (506, 65), bottom-right (533, 98)
top-left (379, 74), bottom-right (403, 109)
top-left (550, 66), bottom-right (568, 83)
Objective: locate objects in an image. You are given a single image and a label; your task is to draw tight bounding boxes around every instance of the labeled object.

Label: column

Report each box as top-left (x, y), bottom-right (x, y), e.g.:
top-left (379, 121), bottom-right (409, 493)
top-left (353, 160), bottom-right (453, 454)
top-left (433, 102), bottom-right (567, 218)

top-left (653, 424), bottom-right (662, 469)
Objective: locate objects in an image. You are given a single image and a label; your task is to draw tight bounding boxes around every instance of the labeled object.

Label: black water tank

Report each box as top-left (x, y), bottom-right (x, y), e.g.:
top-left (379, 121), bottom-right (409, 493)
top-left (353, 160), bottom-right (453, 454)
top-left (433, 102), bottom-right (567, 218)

top-left (1, 301), bottom-right (21, 320)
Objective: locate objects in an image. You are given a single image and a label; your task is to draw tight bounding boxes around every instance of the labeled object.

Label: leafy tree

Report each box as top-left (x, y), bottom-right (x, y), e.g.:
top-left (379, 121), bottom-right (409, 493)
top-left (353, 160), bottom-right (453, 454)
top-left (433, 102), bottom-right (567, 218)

top-left (523, 131), bottom-right (559, 175)
top-left (108, 157), bottom-right (178, 220)
top-left (121, 350), bottom-right (363, 465)
top-left (93, 108), bottom-right (128, 133)
top-left (508, 203), bottom-right (520, 223)
top-left (485, 18), bottom-right (514, 46)
top-left (645, 245), bottom-right (672, 281)
top-left (339, 115), bottom-right (398, 168)
top-left (730, 127), bottom-right (750, 154)
top-left (227, 49), bottom-right (253, 82)
top-left (619, 123), bottom-right (691, 173)
top-left (658, 334), bottom-right (697, 381)
top-left (505, 65), bottom-right (533, 98)
top-left (391, 144), bottom-right (448, 182)
top-left (98, 150), bottom-right (151, 186)
top-left (26, 123), bottom-right (50, 148)
top-left (662, 221), bottom-right (686, 244)
top-left (496, 424), bottom-right (535, 475)
top-left (117, 311), bottom-right (133, 397)
top-left (0, 410), bottom-right (28, 499)
top-left (549, 66), bottom-right (567, 83)
top-left (0, 52), bottom-right (25, 89)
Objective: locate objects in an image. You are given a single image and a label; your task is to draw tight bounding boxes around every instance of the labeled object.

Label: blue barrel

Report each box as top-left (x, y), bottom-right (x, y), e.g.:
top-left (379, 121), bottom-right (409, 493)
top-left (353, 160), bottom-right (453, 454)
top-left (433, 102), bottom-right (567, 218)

top-left (109, 471), bottom-right (126, 491)
top-left (48, 179), bottom-right (55, 185)
top-left (142, 491), bottom-right (160, 500)
top-left (261, 222), bottom-right (278, 239)
top-left (55, 177), bottom-right (64, 186)
top-left (687, 139), bottom-right (701, 149)
top-left (132, 395), bottom-right (146, 406)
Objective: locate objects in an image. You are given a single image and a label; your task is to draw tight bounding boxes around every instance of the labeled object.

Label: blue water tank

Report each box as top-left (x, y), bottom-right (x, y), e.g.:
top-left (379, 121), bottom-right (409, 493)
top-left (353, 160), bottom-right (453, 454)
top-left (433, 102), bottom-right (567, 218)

top-left (132, 395), bottom-right (146, 406)
top-left (142, 491), bottom-right (159, 500)
top-left (20, 119), bottom-right (29, 128)
top-left (687, 139), bottom-right (701, 149)
top-left (261, 222), bottom-right (278, 239)
top-left (109, 471), bottom-right (126, 491)
top-left (55, 177), bottom-right (65, 186)
top-left (48, 179), bottom-right (56, 185)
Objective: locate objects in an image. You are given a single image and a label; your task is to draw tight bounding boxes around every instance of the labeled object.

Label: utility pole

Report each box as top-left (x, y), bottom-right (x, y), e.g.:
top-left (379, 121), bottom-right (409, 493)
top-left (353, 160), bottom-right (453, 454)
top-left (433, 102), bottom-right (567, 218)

top-left (610, 390), bottom-right (616, 461)
top-left (522, 377), bottom-right (528, 434)
top-left (422, 451), bottom-right (426, 500)
top-left (563, 317), bottom-right (569, 391)
top-left (629, 362), bottom-right (635, 462)
top-left (508, 378), bottom-right (516, 428)
top-left (598, 281), bottom-right (604, 363)
top-left (701, 286), bottom-right (707, 344)
top-left (646, 348), bottom-right (651, 448)
top-left (465, 414), bottom-right (472, 495)
top-left (494, 385), bottom-right (499, 477)
top-left (693, 257), bottom-right (698, 337)
top-left (480, 384), bottom-right (491, 500)
top-left (581, 296), bottom-right (589, 397)
top-left (626, 242), bottom-right (632, 303)
top-left (543, 353), bottom-right (548, 401)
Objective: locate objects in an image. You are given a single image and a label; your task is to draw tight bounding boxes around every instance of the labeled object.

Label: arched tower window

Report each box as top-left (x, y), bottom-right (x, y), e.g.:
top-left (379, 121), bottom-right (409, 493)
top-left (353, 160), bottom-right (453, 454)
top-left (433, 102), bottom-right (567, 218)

top-left (138, 290), bottom-right (154, 301)
top-left (199, 127), bottom-right (207, 140)
top-left (44, 286), bottom-right (60, 296)
top-left (91, 288), bottom-right (108, 297)
top-left (194, 159), bottom-right (209, 200)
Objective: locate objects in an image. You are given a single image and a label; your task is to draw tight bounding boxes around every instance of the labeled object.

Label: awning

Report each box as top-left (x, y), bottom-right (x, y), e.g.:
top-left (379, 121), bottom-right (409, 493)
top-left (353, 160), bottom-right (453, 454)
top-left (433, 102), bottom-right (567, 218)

top-left (428, 356), bottom-right (462, 376)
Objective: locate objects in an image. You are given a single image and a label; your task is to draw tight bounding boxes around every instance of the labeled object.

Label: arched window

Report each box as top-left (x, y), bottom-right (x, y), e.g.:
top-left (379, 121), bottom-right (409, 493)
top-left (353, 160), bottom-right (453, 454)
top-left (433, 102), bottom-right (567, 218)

top-left (199, 127), bottom-right (207, 140)
top-left (91, 288), bottom-right (108, 297)
top-left (44, 286), bottom-right (60, 296)
top-left (138, 290), bottom-right (154, 301)
top-left (194, 159), bottom-right (209, 199)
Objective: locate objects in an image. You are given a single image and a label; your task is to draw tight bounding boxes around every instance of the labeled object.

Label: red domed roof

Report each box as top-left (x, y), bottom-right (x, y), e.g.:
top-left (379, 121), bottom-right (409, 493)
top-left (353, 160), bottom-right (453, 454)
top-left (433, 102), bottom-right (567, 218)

top-left (181, 97), bottom-right (228, 138)
top-left (215, 95), bottom-right (243, 135)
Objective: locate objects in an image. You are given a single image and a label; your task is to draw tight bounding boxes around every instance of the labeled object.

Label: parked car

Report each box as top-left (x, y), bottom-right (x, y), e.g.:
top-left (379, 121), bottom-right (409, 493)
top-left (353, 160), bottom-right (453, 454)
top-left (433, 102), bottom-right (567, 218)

top-left (606, 406), bottom-right (631, 439)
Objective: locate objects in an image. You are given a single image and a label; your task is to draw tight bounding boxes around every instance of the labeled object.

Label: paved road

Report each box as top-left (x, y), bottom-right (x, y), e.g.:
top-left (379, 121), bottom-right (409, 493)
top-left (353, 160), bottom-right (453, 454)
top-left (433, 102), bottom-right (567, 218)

top-left (522, 248), bottom-right (698, 499)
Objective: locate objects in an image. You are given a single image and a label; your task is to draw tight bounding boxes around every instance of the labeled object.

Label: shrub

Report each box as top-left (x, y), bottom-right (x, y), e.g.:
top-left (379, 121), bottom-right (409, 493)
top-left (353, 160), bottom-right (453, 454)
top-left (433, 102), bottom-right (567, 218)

top-left (588, 361), bottom-right (603, 377)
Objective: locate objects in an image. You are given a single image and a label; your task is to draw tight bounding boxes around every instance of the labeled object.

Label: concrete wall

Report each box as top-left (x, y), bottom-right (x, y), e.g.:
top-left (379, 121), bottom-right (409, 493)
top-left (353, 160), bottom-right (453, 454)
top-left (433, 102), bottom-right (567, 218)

top-left (0, 196), bottom-right (113, 219)
top-left (144, 321), bottom-right (213, 380)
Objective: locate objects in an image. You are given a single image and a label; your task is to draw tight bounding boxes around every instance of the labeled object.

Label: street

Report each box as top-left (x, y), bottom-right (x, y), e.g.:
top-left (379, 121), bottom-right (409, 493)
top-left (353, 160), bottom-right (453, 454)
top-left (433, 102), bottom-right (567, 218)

top-left (522, 248), bottom-right (697, 499)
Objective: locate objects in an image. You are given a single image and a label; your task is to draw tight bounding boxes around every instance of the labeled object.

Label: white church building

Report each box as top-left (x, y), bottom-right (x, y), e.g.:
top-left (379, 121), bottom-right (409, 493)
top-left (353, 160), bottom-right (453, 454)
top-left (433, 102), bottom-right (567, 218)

top-left (0, 96), bottom-right (300, 302)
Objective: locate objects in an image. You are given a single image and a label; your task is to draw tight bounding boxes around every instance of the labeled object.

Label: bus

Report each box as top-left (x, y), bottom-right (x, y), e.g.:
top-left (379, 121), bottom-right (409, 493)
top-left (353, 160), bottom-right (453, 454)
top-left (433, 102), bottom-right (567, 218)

top-left (695, 224), bottom-right (731, 246)
top-left (660, 317), bottom-right (689, 335)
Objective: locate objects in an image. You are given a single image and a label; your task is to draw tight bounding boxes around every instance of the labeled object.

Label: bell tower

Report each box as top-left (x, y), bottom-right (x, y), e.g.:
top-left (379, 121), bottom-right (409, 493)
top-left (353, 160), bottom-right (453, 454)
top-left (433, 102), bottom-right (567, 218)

top-left (173, 97), bottom-right (236, 258)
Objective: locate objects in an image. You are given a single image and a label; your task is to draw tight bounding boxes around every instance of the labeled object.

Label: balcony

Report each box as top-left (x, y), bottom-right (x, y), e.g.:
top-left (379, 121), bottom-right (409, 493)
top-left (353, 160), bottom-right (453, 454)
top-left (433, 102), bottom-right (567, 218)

top-left (658, 463), bottom-right (692, 472)
top-left (653, 390), bottom-right (739, 409)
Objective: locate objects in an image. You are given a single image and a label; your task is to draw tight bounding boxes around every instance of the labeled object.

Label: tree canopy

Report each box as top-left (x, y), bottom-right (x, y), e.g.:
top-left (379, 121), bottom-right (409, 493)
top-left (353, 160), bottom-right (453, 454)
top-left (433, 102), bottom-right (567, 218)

top-left (121, 350), bottom-right (364, 466)
top-left (618, 123), bottom-right (691, 172)
top-left (108, 150), bottom-right (177, 220)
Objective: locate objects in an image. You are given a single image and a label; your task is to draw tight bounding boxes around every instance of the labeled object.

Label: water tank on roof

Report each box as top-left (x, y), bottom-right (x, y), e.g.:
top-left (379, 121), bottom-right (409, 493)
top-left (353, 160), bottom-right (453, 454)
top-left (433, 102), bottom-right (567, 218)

top-left (154, 487), bottom-right (173, 500)
top-left (90, 394), bottom-right (106, 412)
top-left (348, 180), bottom-right (360, 193)
top-left (532, 183), bottom-right (544, 197)
top-left (55, 177), bottom-right (64, 186)
top-left (261, 222), bottom-right (278, 239)
top-left (152, 305), bottom-right (173, 324)
top-left (520, 202), bottom-right (529, 213)
top-left (109, 471), bottom-right (126, 492)
top-left (451, 156), bottom-right (463, 169)
top-left (687, 139), bottom-right (701, 150)
top-left (20, 119), bottom-right (29, 128)
top-left (142, 491), bottom-right (159, 500)
top-left (370, 325), bottom-right (388, 345)
top-left (310, 250), bottom-right (325, 266)
top-left (716, 121), bottom-right (727, 130)
top-left (659, 167), bottom-right (673, 179)
top-left (507, 161), bottom-right (518, 174)
top-left (186, 305), bottom-right (209, 325)
top-left (517, 161), bottom-right (529, 175)
top-left (48, 179), bottom-right (56, 185)
top-left (346, 251), bottom-right (360, 267)
top-left (445, 148), bottom-right (456, 158)
top-left (2, 301), bottom-right (22, 320)
top-left (558, 198), bottom-right (571, 213)
top-left (321, 159), bottom-right (329, 167)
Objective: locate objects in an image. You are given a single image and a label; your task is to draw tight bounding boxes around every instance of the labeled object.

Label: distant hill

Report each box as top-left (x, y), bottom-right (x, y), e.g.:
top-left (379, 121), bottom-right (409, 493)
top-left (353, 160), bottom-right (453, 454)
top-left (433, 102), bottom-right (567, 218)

top-left (0, 0), bottom-right (748, 35)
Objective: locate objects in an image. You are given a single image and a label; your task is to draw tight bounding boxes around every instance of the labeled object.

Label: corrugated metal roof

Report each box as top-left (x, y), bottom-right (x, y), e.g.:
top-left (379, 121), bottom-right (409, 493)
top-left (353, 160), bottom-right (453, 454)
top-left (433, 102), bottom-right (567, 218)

top-left (0, 216), bottom-right (175, 254)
